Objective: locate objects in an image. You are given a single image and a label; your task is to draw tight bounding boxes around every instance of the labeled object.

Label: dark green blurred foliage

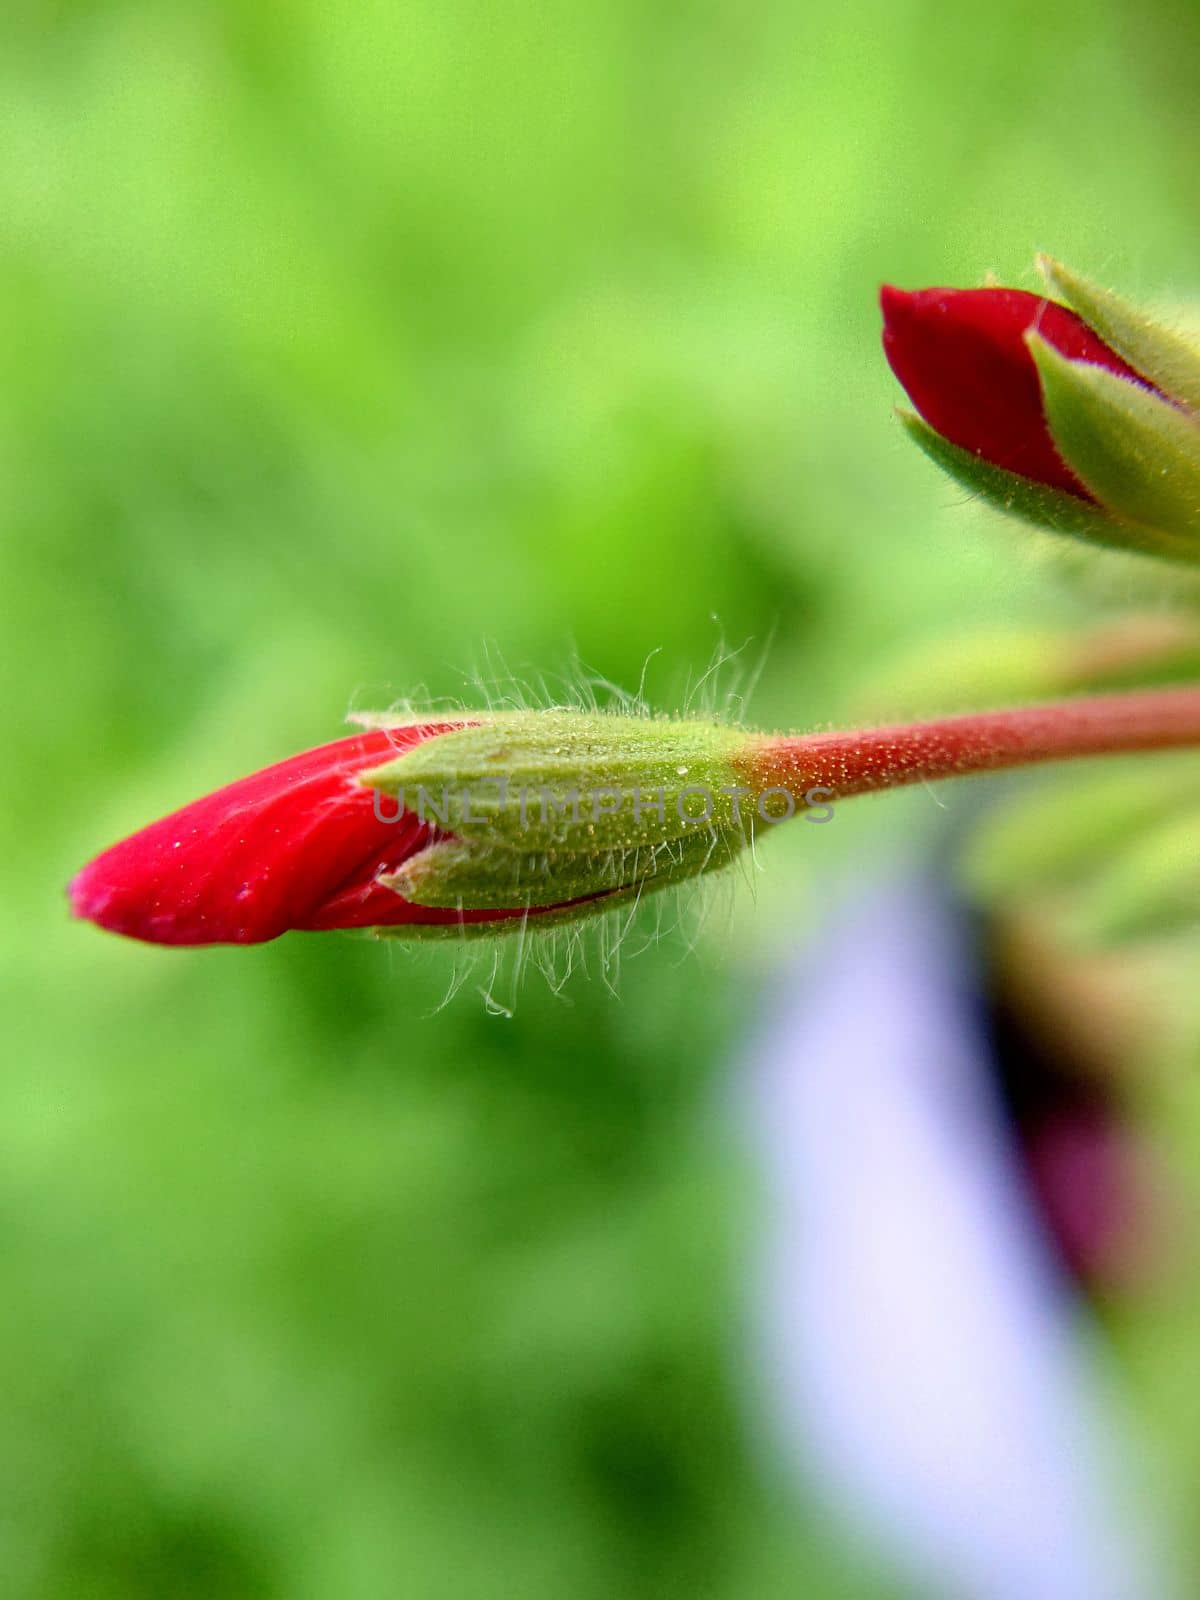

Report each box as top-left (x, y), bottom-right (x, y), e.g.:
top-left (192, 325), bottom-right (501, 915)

top-left (4, 1), bottom-right (1200, 1594)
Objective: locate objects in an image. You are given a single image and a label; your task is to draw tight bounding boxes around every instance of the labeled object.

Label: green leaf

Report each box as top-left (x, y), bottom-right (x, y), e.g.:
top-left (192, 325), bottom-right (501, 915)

top-left (862, 618), bottom-right (1200, 721)
top-left (1038, 256), bottom-right (1200, 413)
top-left (1063, 807), bottom-right (1200, 945)
top-left (1028, 334), bottom-right (1200, 549)
top-left (961, 757), bottom-right (1200, 902)
top-left (897, 410), bottom-right (1196, 563)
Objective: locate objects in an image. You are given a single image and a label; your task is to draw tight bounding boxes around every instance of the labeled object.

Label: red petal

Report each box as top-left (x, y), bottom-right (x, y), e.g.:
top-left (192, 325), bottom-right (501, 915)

top-left (880, 285), bottom-right (1148, 498)
top-left (70, 725), bottom-right (464, 945)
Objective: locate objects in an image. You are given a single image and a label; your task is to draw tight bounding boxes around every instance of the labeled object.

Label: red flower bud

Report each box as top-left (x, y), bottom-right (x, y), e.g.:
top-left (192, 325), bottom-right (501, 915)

top-left (71, 687), bottom-right (1200, 951)
top-left (68, 722), bottom-right (548, 946)
top-left (880, 285), bottom-right (1148, 498)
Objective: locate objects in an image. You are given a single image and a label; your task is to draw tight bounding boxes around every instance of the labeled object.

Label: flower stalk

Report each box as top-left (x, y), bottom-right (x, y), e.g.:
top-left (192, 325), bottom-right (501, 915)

top-left (882, 260), bottom-right (1200, 561)
top-left (747, 685), bottom-right (1200, 802)
top-left (70, 688), bottom-right (1200, 948)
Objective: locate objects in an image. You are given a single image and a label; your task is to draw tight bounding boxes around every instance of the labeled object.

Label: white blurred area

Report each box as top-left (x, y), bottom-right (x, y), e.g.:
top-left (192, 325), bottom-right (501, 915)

top-left (742, 874), bottom-right (1173, 1600)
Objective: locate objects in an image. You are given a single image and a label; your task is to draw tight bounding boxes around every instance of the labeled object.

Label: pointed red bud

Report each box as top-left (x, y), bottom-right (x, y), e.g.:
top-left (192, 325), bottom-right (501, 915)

top-left (880, 285), bottom-right (1149, 498)
top-left (65, 722), bottom-right (540, 945)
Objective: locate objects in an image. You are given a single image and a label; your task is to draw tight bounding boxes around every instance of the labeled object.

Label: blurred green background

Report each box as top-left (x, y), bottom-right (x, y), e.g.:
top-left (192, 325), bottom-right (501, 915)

top-left (3, 1), bottom-right (1200, 1594)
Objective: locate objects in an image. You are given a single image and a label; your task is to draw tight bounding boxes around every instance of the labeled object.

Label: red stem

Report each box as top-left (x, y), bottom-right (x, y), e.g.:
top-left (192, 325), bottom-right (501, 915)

top-left (744, 685), bottom-right (1200, 800)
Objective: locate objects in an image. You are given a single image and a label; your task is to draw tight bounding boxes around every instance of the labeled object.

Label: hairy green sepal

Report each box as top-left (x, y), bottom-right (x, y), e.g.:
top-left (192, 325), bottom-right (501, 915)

top-left (897, 410), bottom-right (1190, 562)
top-left (1038, 256), bottom-right (1200, 414)
top-left (361, 710), bottom-right (755, 913)
top-left (1028, 334), bottom-right (1200, 551)
top-left (384, 828), bottom-right (738, 912)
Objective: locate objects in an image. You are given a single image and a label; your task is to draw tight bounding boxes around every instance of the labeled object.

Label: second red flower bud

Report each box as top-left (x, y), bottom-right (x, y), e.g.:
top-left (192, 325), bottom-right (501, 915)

top-left (881, 258), bottom-right (1200, 564)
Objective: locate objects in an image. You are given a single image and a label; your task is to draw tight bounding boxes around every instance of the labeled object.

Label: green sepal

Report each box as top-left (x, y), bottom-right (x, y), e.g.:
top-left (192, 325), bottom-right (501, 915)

top-left (897, 410), bottom-right (1186, 561)
top-left (1028, 333), bottom-right (1200, 552)
top-left (1038, 256), bottom-right (1200, 413)
top-left (362, 709), bottom-right (749, 854)
top-left (383, 825), bottom-right (747, 912)
top-left (368, 891), bottom-right (646, 941)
